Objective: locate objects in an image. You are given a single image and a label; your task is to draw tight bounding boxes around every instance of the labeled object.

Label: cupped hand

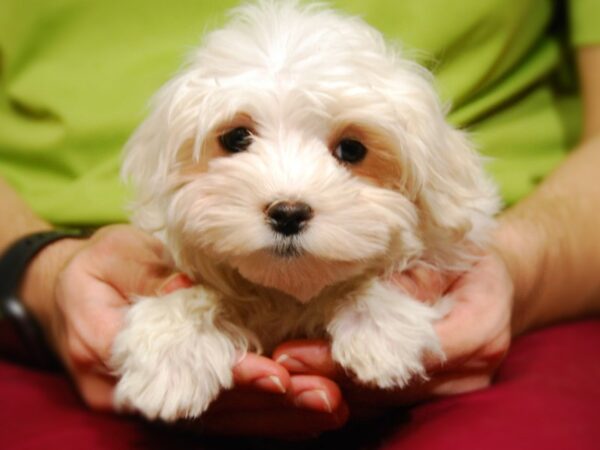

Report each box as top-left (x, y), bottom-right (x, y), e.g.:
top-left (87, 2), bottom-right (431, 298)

top-left (19, 225), bottom-right (192, 409)
top-left (199, 353), bottom-right (348, 437)
top-left (19, 224), bottom-right (348, 436)
top-left (272, 248), bottom-right (513, 417)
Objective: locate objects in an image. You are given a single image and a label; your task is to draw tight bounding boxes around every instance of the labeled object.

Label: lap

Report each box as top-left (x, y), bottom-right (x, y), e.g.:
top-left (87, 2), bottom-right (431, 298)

top-left (1, 320), bottom-right (598, 449)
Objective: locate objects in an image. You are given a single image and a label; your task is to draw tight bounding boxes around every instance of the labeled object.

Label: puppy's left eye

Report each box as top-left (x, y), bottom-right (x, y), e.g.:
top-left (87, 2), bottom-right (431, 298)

top-left (334, 139), bottom-right (367, 164)
top-left (219, 127), bottom-right (252, 153)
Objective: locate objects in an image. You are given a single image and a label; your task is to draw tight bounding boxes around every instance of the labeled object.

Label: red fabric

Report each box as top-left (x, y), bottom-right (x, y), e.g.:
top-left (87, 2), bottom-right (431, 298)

top-left (383, 319), bottom-right (600, 450)
top-left (1, 320), bottom-right (599, 449)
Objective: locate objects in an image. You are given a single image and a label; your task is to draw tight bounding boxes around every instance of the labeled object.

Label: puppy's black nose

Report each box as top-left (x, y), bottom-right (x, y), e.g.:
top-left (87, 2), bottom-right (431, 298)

top-left (266, 201), bottom-right (313, 236)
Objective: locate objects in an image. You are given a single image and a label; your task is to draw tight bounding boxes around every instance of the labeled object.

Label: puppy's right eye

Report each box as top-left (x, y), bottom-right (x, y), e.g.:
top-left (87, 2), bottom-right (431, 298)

top-left (334, 139), bottom-right (367, 164)
top-left (219, 127), bottom-right (252, 153)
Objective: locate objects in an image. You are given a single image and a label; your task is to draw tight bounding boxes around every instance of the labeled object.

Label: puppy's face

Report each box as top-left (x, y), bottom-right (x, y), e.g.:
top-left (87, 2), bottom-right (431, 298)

top-left (168, 97), bottom-right (422, 301)
top-left (123, 3), bottom-right (498, 302)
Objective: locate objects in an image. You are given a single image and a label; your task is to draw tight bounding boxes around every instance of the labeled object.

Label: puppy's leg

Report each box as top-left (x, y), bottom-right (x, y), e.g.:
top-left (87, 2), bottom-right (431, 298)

top-left (328, 280), bottom-right (445, 388)
top-left (111, 286), bottom-right (247, 421)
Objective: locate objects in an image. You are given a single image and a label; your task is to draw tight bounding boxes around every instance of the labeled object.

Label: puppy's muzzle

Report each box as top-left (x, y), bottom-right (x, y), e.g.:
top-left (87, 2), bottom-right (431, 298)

top-left (266, 201), bottom-right (313, 236)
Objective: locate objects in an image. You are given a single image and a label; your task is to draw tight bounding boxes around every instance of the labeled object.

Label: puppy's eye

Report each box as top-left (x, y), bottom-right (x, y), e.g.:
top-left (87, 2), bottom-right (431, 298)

top-left (334, 139), bottom-right (367, 164)
top-left (219, 127), bottom-right (252, 153)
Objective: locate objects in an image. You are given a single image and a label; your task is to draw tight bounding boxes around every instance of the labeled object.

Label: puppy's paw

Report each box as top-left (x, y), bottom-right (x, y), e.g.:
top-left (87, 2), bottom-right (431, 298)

top-left (328, 281), bottom-right (443, 388)
top-left (111, 288), bottom-right (240, 421)
top-left (330, 322), bottom-right (439, 388)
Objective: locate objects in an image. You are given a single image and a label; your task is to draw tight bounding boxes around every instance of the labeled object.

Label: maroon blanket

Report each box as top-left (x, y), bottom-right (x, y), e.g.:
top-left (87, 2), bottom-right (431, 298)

top-left (1, 320), bottom-right (599, 450)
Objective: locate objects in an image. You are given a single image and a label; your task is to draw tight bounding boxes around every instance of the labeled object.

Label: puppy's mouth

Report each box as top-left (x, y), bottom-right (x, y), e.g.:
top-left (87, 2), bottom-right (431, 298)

top-left (271, 239), bottom-right (304, 259)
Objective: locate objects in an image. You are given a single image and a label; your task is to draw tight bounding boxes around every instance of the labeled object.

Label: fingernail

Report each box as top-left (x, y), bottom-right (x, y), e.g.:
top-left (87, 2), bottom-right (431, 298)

top-left (294, 390), bottom-right (332, 413)
top-left (253, 375), bottom-right (286, 393)
top-left (159, 273), bottom-right (193, 295)
top-left (275, 354), bottom-right (312, 373)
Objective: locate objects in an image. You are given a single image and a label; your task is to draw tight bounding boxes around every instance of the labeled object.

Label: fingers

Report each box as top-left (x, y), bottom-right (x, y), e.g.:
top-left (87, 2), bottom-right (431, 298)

top-left (289, 375), bottom-right (343, 414)
top-left (213, 351), bottom-right (347, 437)
top-left (228, 353), bottom-right (343, 414)
top-left (271, 337), bottom-right (494, 408)
top-left (212, 374), bottom-right (344, 413)
top-left (203, 375), bottom-right (348, 437)
top-left (206, 355), bottom-right (348, 438)
top-left (232, 353), bottom-right (291, 394)
top-left (272, 340), bottom-right (342, 380)
top-left (427, 256), bottom-right (513, 372)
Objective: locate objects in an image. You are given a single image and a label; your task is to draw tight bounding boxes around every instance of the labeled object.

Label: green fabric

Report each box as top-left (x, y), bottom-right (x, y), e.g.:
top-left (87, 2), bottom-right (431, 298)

top-left (570, 0), bottom-right (600, 45)
top-left (0, 0), bottom-right (599, 225)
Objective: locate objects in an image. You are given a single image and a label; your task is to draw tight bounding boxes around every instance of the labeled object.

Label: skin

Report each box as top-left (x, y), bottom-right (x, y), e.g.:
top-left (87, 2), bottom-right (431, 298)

top-left (2, 46), bottom-right (599, 437)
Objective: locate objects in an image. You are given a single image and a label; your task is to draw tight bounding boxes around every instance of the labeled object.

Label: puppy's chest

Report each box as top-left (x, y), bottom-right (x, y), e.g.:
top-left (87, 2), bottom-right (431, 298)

top-left (224, 294), bottom-right (341, 353)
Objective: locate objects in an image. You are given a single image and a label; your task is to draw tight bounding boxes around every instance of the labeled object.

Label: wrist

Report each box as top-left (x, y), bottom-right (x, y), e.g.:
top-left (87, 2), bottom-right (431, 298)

top-left (1, 230), bottom-right (88, 368)
top-left (19, 238), bottom-right (87, 336)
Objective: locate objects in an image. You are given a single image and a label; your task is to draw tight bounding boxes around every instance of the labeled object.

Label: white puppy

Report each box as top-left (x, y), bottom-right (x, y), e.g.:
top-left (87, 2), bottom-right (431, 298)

top-left (111, 0), bottom-right (499, 421)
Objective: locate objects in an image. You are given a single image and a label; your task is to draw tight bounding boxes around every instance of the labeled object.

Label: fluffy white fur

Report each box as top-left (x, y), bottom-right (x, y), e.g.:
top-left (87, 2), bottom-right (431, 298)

top-left (111, 0), bottom-right (500, 421)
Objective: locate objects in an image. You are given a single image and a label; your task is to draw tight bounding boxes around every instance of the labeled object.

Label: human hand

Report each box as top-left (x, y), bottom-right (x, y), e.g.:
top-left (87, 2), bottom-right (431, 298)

top-left (272, 248), bottom-right (513, 418)
top-left (198, 354), bottom-right (348, 437)
top-left (18, 225), bottom-right (192, 409)
top-left (18, 224), bottom-right (348, 436)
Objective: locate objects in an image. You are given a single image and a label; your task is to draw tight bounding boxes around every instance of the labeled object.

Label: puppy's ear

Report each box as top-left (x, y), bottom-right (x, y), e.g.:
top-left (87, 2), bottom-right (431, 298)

top-left (122, 102), bottom-right (171, 231)
top-left (122, 76), bottom-right (199, 232)
top-left (393, 69), bottom-right (500, 268)
top-left (416, 121), bottom-right (500, 268)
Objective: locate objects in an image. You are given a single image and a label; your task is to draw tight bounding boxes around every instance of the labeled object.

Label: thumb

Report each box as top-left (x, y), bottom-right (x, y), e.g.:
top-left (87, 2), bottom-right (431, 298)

top-left (390, 267), bottom-right (457, 304)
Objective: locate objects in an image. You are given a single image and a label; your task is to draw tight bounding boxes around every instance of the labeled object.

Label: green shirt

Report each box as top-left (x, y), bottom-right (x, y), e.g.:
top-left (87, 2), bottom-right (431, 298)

top-left (1, 0), bottom-right (599, 225)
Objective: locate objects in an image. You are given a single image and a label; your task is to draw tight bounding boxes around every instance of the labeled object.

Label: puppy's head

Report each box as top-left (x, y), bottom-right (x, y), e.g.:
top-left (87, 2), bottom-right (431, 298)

top-left (123, 1), bottom-right (499, 302)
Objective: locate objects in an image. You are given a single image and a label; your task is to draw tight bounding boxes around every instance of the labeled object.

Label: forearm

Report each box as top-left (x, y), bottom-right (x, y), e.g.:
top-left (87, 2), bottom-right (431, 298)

top-left (498, 133), bottom-right (600, 335)
top-left (0, 177), bottom-right (52, 254)
top-left (0, 177), bottom-right (80, 331)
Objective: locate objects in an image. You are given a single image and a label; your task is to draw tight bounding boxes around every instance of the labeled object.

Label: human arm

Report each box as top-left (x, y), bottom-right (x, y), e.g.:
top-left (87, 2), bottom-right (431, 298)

top-left (500, 45), bottom-right (600, 336)
top-left (0, 177), bottom-right (53, 252)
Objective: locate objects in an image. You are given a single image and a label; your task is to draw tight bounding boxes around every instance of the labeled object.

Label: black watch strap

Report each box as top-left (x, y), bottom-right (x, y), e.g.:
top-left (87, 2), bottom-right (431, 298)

top-left (0, 229), bottom-right (88, 370)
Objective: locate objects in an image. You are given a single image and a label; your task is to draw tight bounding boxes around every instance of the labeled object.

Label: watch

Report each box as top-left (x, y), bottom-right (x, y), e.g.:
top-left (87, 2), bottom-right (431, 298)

top-left (0, 229), bottom-right (88, 370)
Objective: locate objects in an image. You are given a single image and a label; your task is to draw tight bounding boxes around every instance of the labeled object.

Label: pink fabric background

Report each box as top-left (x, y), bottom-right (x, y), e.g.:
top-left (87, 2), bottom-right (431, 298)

top-left (1, 320), bottom-right (599, 450)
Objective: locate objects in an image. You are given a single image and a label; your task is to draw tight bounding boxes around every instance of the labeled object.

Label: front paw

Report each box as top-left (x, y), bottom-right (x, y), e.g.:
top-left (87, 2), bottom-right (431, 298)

top-left (111, 289), bottom-right (239, 421)
top-left (328, 283), bottom-right (443, 389)
top-left (330, 325), bottom-right (439, 389)
top-left (113, 356), bottom-right (230, 422)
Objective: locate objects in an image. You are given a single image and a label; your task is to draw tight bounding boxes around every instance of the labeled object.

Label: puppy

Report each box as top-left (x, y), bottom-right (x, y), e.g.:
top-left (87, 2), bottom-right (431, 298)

top-left (111, 0), bottom-right (499, 421)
